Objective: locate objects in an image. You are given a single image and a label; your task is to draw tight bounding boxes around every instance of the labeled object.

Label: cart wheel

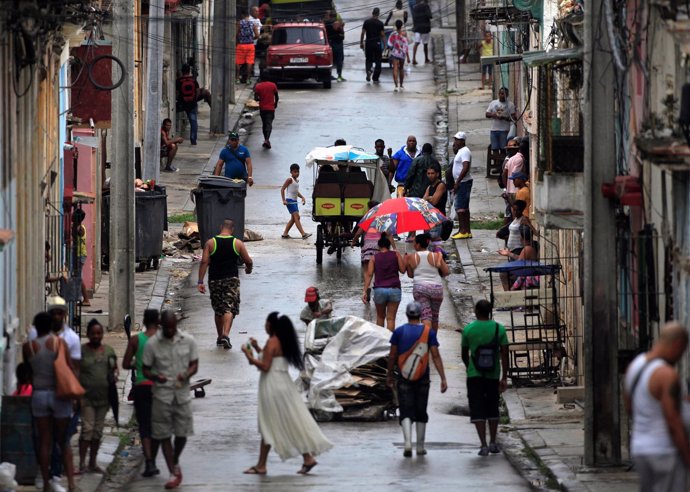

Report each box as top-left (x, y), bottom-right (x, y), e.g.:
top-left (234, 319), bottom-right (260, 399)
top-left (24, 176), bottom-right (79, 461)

top-left (136, 261), bottom-right (147, 273)
top-left (194, 387), bottom-right (206, 398)
top-left (316, 225), bottom-right (324, 264)
top-left (152, 257), bottom-right (160, 270)
top-left (336, 243), bottom-right (342, 260)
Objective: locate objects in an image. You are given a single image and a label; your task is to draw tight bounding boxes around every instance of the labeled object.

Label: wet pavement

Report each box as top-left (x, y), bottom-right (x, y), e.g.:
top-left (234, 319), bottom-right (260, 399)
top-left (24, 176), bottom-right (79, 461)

top-left (124, 0), bottom-right (531, 490)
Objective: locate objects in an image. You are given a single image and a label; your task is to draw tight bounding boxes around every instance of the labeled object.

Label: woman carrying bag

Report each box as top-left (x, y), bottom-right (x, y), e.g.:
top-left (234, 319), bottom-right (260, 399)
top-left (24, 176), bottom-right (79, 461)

top-left (242, 313), bottom-right (332, 475)
top-left (23, 312), bottom-right (78, 492)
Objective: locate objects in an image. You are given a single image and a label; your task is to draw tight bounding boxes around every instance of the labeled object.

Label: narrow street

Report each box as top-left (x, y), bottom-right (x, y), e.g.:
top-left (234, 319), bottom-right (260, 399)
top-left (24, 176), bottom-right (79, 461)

top-left (125, 1), bottom-right (529, 490)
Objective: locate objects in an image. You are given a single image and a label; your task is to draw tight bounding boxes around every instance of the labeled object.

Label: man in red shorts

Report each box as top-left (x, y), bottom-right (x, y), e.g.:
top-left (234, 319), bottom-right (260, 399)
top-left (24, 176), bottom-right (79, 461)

top-left (237, 10), bottom-right (259, 84)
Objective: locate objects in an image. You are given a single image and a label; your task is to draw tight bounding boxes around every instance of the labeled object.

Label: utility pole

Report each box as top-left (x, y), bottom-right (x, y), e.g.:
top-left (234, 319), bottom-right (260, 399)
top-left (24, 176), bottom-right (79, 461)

top-left (110, 0), bottom-right (136, 331)
top-left (583, 0), bottom-right (621, 466)
top-left (210, 0), bottom-right (236, 133)
top-left (456, 0), bottom-right (465, 60)
top-left (143, 0), bottom-right (165, 181)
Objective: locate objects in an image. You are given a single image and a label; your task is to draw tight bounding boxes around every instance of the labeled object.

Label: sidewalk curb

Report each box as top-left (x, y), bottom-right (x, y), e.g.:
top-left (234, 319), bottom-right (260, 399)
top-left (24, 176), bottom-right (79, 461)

top-left (147, 260), bottom-right (172, 312)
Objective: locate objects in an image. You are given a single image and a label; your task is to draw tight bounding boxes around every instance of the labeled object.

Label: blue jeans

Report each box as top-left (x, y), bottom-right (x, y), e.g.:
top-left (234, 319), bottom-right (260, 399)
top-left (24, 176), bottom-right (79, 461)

top-left (185, 106), bottom-right (198, 144)
top-left (490, 130), bottom-right (508, 150)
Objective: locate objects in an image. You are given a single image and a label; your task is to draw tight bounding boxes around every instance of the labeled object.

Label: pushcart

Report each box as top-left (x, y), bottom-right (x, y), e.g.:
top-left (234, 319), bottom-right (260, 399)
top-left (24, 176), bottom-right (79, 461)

top-left (305, 146), bottom-right (388, 264)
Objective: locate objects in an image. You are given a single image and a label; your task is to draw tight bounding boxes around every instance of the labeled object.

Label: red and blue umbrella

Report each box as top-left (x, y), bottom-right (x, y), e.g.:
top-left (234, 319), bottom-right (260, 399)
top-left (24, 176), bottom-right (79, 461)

top-left (357, 197), bottom-right (447, 235)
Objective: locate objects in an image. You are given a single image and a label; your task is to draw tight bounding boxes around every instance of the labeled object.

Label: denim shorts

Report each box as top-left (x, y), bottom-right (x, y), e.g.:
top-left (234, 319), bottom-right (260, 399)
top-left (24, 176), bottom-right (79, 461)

top-left (490, 130), bottom-right (509, 150)
top-left (373, 287), bottom-right (402, 304)
top-left (285, 198), bottom-right (299, 214)
top-left (32, 389), bottom-right (73, 419)
top-left (453, 180), bottom-right (473, 210)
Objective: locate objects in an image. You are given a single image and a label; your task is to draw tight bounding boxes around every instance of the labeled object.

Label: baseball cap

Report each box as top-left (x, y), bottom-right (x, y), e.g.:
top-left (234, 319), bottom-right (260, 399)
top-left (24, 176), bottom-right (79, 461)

top-left (454, 131), bottom-right (467, 140)
top-left (405, 301), bottom-right (422, 318)
top-left (228, 131), bottom-right (240, 140)
top-left (509, 172), bottom-right (528, 180)
top-left (46, 295), bottom-right (67, 312)
top-left (305, 287), bottom-right (319, 302)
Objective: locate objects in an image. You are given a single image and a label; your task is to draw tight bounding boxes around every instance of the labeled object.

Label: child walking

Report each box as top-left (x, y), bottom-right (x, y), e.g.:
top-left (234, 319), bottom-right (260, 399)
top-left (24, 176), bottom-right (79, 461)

top-left (281, 164), bottom-right (312, 239)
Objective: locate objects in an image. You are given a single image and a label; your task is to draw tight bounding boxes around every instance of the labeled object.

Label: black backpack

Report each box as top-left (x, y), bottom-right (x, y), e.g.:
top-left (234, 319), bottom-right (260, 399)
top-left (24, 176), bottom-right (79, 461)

top-left (444, 166), bottom-right (455, 191)
top-left (473, 323), bottom-right (499, 373)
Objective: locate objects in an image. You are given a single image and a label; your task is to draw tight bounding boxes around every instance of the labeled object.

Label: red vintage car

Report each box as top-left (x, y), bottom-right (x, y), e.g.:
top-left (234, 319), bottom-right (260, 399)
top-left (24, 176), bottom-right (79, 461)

top-left (264, 22), bottom-right (333, 89)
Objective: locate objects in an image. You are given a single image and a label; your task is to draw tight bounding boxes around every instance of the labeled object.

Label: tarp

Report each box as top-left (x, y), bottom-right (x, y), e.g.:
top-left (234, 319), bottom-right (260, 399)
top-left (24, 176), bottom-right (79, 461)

top-left (305, 145), bottom-right (380, 167)
top-left (485, 260), bottom-right (560, 276)
top-left (305, 316), bottom-right (391, 413)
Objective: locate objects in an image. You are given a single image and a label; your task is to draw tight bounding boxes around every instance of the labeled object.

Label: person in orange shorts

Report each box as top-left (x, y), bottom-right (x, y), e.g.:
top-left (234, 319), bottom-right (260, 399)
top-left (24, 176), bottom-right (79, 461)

top-left (237, 10), bottom-right (259, 84)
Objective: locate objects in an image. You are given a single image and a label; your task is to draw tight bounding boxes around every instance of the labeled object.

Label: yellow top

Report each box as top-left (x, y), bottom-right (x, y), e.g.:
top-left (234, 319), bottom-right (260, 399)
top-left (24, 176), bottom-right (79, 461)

top-left (516, 185), bottom-right (530, 210)
top-left (480, 40), bottom-right (494, 57)
top-left (77, 225), bottom-right (87, 258)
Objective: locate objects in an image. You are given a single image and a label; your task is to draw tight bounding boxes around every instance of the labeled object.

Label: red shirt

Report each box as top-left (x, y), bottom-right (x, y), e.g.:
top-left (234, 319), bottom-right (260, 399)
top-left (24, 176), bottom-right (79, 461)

top-left (254, 81), bottom-right (278, 111)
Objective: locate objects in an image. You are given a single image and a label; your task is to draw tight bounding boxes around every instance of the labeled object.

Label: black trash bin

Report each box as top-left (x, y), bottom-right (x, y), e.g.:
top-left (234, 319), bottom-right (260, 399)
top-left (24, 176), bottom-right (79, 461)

top-left (192, 177), bottom-right (246, 245)
top-left (102, 186), bottom-right (168, 271)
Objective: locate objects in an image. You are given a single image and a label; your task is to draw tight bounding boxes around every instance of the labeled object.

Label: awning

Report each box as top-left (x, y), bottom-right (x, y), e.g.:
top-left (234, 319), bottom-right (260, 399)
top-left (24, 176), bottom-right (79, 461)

top-left (480, 54), bottom-right (524, 65)
top-left (522, 47), bottom-right (583, 67)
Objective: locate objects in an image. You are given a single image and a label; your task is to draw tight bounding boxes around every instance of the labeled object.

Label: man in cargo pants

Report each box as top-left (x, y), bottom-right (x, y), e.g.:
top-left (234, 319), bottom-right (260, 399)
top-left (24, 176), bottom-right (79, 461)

top-left (197, 219), bottom-right (254, 349)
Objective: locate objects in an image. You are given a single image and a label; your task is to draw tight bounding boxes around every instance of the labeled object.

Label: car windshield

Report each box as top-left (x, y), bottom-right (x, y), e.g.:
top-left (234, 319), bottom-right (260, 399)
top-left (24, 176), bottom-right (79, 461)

top-left (272, 27), bottom-right (325, 45)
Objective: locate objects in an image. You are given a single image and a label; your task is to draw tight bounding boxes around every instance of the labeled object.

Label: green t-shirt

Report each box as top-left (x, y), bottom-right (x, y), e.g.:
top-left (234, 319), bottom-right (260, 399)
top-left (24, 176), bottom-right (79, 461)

top-left (461, 320), bottom-right (509, 379)
top-left (79, 344), bottom-right (116, 407)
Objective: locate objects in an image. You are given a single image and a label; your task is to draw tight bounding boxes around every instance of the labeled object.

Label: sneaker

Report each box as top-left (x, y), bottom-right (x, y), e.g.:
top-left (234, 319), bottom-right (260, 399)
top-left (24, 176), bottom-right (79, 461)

top-left (49, 479), bottom-right (67, 492)
top-left (163, 166), bottom-right (179, 173)
top-left (35, 476), bottom-right (43, 490)
top-left (216, 337), bottom-right (224, 346)
top-left (366, 70), bottom-right (372, 82)
top-left (394, 87), bottom-right (398, 92)
top-left (337, 76), bottom-right (346, 82)
top-left (403, 448), bottom-right (412, 457)
top-left (222, 336), bottom-right (232, 350)
top-left (373, 80), bottom-right (380, 85)
top-left (478, 446), bottom-right (489, 457)
top-left (489, 442), bottom-right (500, 454)
top-left (451, 232), bottom-right (469, 239)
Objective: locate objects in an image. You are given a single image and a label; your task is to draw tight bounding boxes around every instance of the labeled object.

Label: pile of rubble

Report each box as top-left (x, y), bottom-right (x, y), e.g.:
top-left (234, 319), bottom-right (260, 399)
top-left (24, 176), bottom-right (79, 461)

top-left (162, 222), bottom-right (201, 258)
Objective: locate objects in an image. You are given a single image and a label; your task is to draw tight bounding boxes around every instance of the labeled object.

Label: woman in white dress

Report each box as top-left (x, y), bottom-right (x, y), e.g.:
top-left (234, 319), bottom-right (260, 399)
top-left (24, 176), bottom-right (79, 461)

top-left (242, 313), bottom-right (332, 475)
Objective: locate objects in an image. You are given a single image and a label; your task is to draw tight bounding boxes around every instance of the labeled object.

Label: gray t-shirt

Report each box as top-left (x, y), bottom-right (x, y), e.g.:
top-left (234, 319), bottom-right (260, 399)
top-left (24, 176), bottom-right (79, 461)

top-left (143, 330), bottom-right (198, 404)
top-left (486, 99), bottom-right (516, 132)
top-left (300, 299), bottom-right (333, 325)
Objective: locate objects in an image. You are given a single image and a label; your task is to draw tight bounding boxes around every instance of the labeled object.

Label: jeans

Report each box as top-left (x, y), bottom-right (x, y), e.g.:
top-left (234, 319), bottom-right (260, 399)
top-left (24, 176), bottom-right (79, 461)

top-left (185, 106), bottom-right (198, 145)
top-left (259, 110), bottom-right (275, 141)
top-left (454, 180), bottom-right (473, 210)
top-left (331, 42), bottom-right (344, 76)
top-left (490, 130), bottom-right (508, 151)
top-left (365, 42), bottom-right (382, 81)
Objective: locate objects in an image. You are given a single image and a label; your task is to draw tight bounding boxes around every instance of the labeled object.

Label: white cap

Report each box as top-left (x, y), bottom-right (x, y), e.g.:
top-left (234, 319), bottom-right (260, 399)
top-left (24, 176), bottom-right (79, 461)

top-left (454, 131), bottom-right (467, 140)
top-left (46, 295), bottom-right (67, 312)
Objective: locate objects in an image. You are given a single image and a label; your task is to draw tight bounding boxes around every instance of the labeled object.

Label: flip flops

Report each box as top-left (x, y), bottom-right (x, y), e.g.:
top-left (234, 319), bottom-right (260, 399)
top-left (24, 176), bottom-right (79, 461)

top-left (243, 466), bottom-right (266, 475)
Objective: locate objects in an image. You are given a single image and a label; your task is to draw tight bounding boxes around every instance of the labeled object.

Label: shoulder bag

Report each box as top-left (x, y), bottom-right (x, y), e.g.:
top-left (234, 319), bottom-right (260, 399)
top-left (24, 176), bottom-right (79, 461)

top-left (54, 336), bottom-right (85, 400)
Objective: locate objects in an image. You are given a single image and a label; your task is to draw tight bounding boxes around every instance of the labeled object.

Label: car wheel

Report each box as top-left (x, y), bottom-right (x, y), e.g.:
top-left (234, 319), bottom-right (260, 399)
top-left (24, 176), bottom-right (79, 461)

top-left (323, 76), bottom-right (332, 89)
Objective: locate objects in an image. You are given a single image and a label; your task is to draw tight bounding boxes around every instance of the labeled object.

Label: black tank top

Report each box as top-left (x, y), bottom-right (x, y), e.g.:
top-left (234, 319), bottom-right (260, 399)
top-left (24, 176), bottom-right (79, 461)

top-left (428, 181), bottom-right (447, 213)
top-left (208, 235), bottom-right (240, 280)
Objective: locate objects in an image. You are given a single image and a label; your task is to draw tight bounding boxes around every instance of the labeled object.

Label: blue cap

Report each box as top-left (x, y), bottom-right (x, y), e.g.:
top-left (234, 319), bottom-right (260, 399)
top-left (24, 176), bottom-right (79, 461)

top-left (509, 172), bottom-right (528, 180)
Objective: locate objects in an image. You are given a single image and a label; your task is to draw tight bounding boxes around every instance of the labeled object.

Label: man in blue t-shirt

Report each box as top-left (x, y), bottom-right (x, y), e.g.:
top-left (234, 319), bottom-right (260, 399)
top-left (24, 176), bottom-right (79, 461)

top-left (387, 302), bottom-right (447, 457)
top-left (461, 299), bottom-right (509, 457)
top-left (213, 132), bottom-right (254, 186)
top-left (390, 135), bottom-right (421, 197)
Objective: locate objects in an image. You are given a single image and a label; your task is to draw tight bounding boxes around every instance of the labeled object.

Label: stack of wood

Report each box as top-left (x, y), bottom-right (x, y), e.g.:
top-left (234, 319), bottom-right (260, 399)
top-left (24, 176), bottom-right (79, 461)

top-left (332, 358), bottom-right (395, 412)
top-left (173, 222), bottom-right (201, 252)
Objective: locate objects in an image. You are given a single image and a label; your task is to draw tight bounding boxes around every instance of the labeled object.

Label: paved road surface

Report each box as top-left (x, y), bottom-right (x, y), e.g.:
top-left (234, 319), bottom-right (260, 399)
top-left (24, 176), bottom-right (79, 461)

top-left (126, 1), bottom-right (530, 489)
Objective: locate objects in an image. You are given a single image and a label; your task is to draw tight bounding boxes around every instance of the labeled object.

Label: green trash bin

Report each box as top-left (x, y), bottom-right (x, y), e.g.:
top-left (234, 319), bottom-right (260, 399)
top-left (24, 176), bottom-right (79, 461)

top-left (1, 396), bottom-right (37, 485)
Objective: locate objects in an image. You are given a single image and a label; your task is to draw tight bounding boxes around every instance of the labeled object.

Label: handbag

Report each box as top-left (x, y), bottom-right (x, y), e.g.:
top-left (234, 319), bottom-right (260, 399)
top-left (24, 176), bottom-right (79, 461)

top-left (54, 336), bottom-right (85, 400)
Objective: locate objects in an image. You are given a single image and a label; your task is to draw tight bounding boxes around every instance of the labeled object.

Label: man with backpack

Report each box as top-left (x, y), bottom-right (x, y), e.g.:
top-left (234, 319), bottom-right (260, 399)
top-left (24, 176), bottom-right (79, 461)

top-left (387, 302), bottom-right (448, 457)
top-left (461, 299), bottom-right (509, 456)
top-left (176, 64), bottom-right (199, 146)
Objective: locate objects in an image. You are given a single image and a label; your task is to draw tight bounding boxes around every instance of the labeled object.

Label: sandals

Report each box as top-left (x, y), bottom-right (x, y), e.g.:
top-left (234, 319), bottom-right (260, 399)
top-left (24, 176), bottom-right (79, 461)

top-left (302, 233), bottom-right (313, 240)
top-left (243, 466), bottom-right (266, 475)
top-left (297, 461), bottom-right (318, 474)
top-left (281, 235), bottom-right (291, 239)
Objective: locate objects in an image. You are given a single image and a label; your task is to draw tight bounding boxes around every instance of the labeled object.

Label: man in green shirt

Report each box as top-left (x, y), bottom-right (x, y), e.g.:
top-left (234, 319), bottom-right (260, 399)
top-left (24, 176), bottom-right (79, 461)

top-left (461, 299), bottom-right (509, 456)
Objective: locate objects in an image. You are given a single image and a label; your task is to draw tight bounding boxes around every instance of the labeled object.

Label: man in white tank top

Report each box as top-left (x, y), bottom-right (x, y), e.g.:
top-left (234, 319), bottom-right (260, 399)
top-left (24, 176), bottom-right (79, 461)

top-left (624, 321), bottom-right (690, 492)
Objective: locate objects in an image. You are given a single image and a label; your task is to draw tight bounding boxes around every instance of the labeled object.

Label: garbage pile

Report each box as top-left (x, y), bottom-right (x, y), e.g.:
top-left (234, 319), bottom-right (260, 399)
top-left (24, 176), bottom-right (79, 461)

top-left (162, 221), bottom-right (265, 258)
top-left (301, 316), bottom-right (396, 422)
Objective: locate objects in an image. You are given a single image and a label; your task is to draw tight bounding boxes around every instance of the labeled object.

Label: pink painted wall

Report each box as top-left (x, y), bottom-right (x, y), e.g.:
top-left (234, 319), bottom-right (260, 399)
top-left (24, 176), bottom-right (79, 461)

top-left (73, 128), bottom-right (97, 294)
